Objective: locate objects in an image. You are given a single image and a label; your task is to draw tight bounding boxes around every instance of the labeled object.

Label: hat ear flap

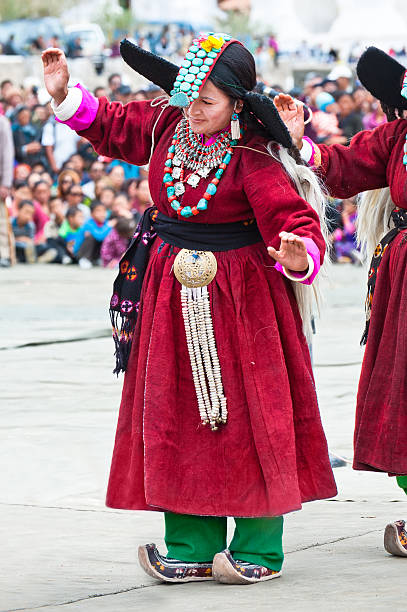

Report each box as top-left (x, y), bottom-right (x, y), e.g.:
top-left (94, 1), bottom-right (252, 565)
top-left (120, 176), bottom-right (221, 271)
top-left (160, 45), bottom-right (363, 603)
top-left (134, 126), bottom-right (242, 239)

top-left (356, 46), bottom-right (407, 111)
top-left (120, 39), bottom-right (179, 95)
top-left (244, 92), bottom-right (292, 148)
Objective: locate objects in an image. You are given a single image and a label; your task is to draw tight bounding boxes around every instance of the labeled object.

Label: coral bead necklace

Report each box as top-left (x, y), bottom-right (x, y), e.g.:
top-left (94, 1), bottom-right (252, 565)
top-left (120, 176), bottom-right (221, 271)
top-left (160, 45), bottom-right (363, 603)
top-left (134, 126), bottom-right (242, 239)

top-left (163, 118), bottom-right (236, 218)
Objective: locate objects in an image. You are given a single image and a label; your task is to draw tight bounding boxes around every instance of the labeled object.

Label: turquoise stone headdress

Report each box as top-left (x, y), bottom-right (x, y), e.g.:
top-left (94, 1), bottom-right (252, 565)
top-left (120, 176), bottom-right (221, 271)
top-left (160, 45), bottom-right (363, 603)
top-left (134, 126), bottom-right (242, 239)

top-left (169, 33), bottom-right (238, 107)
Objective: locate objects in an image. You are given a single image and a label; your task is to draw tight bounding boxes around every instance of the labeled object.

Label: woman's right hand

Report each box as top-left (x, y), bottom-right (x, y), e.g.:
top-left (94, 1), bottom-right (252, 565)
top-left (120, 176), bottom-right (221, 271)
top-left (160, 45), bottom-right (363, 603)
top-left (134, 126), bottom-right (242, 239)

top-left (42, 48), bottom-right (70, 106)
top-left (274, 93), bottom-right (305, 149)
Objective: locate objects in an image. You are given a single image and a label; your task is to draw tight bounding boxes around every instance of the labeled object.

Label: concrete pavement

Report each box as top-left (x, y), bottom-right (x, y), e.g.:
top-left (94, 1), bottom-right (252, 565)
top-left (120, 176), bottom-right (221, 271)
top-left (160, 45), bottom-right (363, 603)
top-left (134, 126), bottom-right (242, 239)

top-left (0, 263), bottom-right (405, 612)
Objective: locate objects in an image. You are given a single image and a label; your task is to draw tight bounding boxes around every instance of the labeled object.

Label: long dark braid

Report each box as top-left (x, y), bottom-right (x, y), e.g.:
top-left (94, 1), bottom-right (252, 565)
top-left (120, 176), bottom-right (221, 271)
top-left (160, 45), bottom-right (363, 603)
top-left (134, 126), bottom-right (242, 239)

top-left (381, 102), bottom-right (401, 121)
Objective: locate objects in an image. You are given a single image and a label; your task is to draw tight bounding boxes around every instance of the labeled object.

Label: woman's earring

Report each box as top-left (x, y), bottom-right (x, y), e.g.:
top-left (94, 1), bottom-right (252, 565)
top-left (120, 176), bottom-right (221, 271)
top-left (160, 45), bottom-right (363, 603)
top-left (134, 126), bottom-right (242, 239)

top-left (230, 110), bottom-right (241, 140)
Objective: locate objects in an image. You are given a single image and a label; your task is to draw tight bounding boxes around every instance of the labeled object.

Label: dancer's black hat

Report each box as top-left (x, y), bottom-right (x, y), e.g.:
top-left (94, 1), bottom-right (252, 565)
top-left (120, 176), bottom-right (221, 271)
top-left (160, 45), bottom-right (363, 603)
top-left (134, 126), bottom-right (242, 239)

top-left (120, 35), bottom-right (292, 148)
top-left (357, 46), bottom-right (407, 111)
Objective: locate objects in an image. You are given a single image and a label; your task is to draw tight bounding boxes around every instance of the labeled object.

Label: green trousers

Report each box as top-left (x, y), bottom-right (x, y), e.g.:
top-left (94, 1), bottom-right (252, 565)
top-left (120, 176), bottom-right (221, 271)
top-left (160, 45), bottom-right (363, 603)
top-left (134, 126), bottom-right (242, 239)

top-left (164, 512), bottom-right (284, 571)
top-left (397, 475), bottom-right (407, 495)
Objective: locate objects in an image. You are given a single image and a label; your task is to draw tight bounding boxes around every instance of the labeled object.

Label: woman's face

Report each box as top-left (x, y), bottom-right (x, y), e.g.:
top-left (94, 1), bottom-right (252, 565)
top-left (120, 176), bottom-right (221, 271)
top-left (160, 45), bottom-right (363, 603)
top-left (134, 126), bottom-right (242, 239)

top-left (186, 80), bottom-right (240, 138)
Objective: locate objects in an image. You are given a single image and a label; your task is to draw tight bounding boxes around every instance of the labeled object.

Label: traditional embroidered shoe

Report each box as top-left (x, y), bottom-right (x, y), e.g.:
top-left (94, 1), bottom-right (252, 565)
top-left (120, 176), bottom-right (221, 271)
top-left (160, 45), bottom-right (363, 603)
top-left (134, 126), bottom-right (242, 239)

top-left (212, 549), bottom-right (282, 584)
top-left (138, 543), bottom-right (213, 583)
top-left (384, 520), bottom-right (407, 557)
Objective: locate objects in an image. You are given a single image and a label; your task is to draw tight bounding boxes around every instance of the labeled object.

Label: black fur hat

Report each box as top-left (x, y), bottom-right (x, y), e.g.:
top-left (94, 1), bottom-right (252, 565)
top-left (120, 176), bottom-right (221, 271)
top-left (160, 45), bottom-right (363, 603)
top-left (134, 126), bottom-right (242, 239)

top-left (119, 38), bottom-right (292, 148)
top-left (357, 46), bottom-right (407, 111)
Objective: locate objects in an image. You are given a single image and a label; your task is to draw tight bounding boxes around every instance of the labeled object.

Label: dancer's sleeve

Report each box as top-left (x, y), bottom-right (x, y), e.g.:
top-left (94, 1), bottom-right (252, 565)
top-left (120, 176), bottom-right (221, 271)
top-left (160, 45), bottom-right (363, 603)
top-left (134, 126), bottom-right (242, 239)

top-left (51, 83), bottom-right (173, 166)
top-left (300, 120), bottom-right (407, 199)
top-left (244, 161), bottom-right (324, 285)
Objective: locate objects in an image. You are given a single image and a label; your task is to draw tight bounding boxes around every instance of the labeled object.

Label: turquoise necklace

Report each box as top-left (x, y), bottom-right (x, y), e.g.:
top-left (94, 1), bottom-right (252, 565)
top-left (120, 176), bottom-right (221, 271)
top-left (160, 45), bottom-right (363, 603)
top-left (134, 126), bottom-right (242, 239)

top-left (163, 118), bottom-right (236, 218)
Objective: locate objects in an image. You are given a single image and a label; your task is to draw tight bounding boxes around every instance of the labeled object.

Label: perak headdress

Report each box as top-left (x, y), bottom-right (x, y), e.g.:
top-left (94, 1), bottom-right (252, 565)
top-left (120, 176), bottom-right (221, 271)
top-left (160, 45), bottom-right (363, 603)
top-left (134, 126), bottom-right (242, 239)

top-left (357, 46), bottom-right (407, 111)
top-left (120, 33), bottom-right (292, 148)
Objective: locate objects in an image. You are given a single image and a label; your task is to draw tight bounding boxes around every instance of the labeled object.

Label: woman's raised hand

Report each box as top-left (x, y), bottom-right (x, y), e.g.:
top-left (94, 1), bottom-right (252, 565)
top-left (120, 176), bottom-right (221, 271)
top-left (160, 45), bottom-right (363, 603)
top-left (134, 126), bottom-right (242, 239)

top-left (42, 48), bottom-right (70, 106)
top-left (268, 232), bottom-right (309, 273)
top-left (273, 93), bottom-right (305, 149)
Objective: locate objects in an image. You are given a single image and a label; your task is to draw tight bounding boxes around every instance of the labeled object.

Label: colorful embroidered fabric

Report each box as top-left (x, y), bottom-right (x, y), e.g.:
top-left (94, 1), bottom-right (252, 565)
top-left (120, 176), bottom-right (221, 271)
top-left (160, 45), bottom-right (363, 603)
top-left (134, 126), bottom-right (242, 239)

top-left (361, 207), bottom-right (407, 345)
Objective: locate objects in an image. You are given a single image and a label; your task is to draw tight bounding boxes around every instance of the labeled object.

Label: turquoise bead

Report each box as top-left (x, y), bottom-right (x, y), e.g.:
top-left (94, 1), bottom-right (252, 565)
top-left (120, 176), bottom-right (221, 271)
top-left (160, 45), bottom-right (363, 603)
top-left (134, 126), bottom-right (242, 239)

top-left (201, 65), bottom-right (209, 72)
top-left (189, 45), bottom-right (199, 53)
top-left (197, 71), bottom-right (206, 80)
top-left (206, 183), bottom-right (217, 195)
top-left (179, 68), bottom-right (188, 75)
top-left (189, 66), bottom-right (199, 74)
top-left (208, 51), bottom-right (217, 58)
top-left (169, 144), bottom-right (175, 153)
top-left (204, 58), bottom-right (214, 66)
top-left (165, 159), bottom-right (172, 167)
top-left (184, 73), bottom-right (195, 83)
top-left (192, 57), bottom-right (203, 66)
top-left (215, 169), bottom-right (223, 179)
top-left (163, 173), bottom-right (173, 183)
top-left (223, 153), bottom-right (232, 164)
top-left (180, 81), bottom-right (191, 92)
top-left (176, 74), bottom-right (184, 81)
top-left (191, 84), bottom-right (199, 91)
top-left (167, 186), bottom-right (175, 196)
top-left (186, 52), bottom-right (195, 60)
top-left (181, 59), bottom-right (191, 68)
top-left (197, 49), bottom-right (207, 58)
top-left (171, 200), bottom-right (181, 211)
top-left (403, 154), bottom-right (407, 165)
top-left (195, 78), bottom-right (203, 86)
top-left (191, 91), bottom-right (199, 99)
top-left (170, 89), bottom-right (175, 96)
top-left (197, 198), bottom-right (208, 210)
top-left (181, 206), bottom-right (193, 217)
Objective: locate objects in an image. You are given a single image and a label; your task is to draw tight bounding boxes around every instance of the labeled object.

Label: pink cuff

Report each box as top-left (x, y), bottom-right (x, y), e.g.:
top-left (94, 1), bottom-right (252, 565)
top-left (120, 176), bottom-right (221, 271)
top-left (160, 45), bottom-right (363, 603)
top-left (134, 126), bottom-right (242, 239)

top-left (303, 136), bottom-right (322, 168)
top-left (55, 84), bottom-right (99, 131)
top-left (274, 237), bottom-right (321, 285)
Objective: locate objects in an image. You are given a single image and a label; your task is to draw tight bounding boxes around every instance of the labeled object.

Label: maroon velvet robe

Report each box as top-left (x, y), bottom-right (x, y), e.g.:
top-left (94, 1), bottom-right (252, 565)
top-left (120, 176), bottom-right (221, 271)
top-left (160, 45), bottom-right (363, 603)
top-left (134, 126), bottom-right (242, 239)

top-left (79, 99), bottom-right (337, 516)
top-left (317, 119), bottom-right (407, 475)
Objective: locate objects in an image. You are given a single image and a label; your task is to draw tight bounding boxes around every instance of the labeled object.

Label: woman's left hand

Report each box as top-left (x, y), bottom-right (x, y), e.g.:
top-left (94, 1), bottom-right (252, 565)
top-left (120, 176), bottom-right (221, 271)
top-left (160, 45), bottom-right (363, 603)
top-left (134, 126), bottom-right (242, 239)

top-left (268, 232), bottom-right (308, 272)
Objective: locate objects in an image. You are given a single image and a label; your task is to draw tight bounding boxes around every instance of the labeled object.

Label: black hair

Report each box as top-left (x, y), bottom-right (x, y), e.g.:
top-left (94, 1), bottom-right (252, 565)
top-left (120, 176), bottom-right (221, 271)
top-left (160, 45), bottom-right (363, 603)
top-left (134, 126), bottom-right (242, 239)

top-left (18, 199), bottom-right (34, 210)
top-left (90, 200), bottom-right (106, 212)
top-left (115, 215), bottom-right (136, 238)
top-left (380, 102), bottom-right (403, 122)
top-left (208, 43), bottom-right (300, 161)
top-left (33, 180), bottom-right (49, 191)
top-left (66, 206), bottom-right (80, 218)
top-left (13, 179), bottom-right (29, 190)
top-left (108, 73), bottom-right (121, 85)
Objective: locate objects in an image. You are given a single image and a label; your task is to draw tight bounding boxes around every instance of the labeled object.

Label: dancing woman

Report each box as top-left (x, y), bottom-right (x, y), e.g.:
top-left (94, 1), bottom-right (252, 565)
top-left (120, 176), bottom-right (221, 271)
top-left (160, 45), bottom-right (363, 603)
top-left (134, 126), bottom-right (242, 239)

top-left (275, 46), bottom-right (407, 559)
top-left (42, 33), bottom-right (336, 584)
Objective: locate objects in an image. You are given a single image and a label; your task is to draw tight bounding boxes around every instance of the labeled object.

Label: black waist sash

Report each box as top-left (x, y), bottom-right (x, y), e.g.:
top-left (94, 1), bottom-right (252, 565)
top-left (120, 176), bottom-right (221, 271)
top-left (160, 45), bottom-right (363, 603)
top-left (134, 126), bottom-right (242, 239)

top-left (109, 207), bottom-right (262, 373)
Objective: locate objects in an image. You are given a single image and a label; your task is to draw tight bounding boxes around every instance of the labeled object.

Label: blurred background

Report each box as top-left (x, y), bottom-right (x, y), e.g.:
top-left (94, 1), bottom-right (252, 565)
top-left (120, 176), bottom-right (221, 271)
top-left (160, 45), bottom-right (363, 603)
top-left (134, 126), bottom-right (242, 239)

top-left (1, 0), bottom-right (407, 269)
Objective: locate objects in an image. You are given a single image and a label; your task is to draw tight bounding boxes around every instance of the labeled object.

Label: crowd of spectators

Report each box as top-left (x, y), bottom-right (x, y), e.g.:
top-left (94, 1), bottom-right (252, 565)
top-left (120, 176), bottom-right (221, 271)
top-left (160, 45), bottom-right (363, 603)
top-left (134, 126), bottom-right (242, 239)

top-left (0, 75), bottom-right (156, 269)
top-left (0, 42), bottom-right (395, 270)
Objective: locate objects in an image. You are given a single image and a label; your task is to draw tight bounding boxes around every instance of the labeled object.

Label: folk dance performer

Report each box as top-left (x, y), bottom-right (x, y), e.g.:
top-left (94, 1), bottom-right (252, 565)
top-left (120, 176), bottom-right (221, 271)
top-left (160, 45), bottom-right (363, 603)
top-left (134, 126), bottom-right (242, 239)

top-left (42, 34), bottom-right (336, 584)
top-left (275, 46), bottom-right (407, 559)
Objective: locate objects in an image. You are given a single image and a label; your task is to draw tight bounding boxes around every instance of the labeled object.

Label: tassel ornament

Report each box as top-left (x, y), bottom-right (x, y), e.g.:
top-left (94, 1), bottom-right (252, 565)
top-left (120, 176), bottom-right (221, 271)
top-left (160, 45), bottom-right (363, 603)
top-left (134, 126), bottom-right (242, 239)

top-left (175, 249), bottom-right (227, 430)
top-left (230, 112), bottom-right (241, 140)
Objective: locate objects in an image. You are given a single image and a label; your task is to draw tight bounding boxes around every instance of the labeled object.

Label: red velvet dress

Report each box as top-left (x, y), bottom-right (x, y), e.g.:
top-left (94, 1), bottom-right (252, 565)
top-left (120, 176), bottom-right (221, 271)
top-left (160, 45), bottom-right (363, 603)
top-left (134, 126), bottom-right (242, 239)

top-left (317, 119), bottom-right (407, 475)
top-left (79, 99), bottom-right (337, 516)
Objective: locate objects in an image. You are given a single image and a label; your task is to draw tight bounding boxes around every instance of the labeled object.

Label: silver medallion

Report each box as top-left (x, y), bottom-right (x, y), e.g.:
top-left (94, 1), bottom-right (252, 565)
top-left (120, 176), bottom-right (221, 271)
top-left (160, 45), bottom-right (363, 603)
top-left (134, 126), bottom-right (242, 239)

top-left (187, 174), bottom-right (201, 188)
top-left (174, 182), bottom-right (185, 196)
top-left (172, 166), bottom-right (182, 180)
top-left (173, 155), bottom-right (182, 167)
top-left (197, 166), bottom-right (211, 178)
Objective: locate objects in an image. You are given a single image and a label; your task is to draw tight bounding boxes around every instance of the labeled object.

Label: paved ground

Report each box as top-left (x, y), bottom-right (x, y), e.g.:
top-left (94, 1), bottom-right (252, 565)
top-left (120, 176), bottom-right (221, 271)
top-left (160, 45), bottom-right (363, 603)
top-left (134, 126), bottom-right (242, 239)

top-left (0, 263), bottom-right (405, 612)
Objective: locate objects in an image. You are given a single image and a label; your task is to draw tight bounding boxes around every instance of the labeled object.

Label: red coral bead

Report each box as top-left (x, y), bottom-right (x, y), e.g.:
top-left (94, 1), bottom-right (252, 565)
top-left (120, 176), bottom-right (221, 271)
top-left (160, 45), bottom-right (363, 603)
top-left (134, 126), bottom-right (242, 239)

top-left (164, 182), bottom-right (173, 188)
top-left (212, 178), bottom-right (219, 185)
top-left (219, 163), bottom-right (227, 169)
top-left (203, 193), bottom-right (211, 201)
top-left (168, 153), bottom-right (174, 159)
top-left (168, 195), bottom-right (177, 202)
top-left (192, 206), bottom-right (199, 215)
